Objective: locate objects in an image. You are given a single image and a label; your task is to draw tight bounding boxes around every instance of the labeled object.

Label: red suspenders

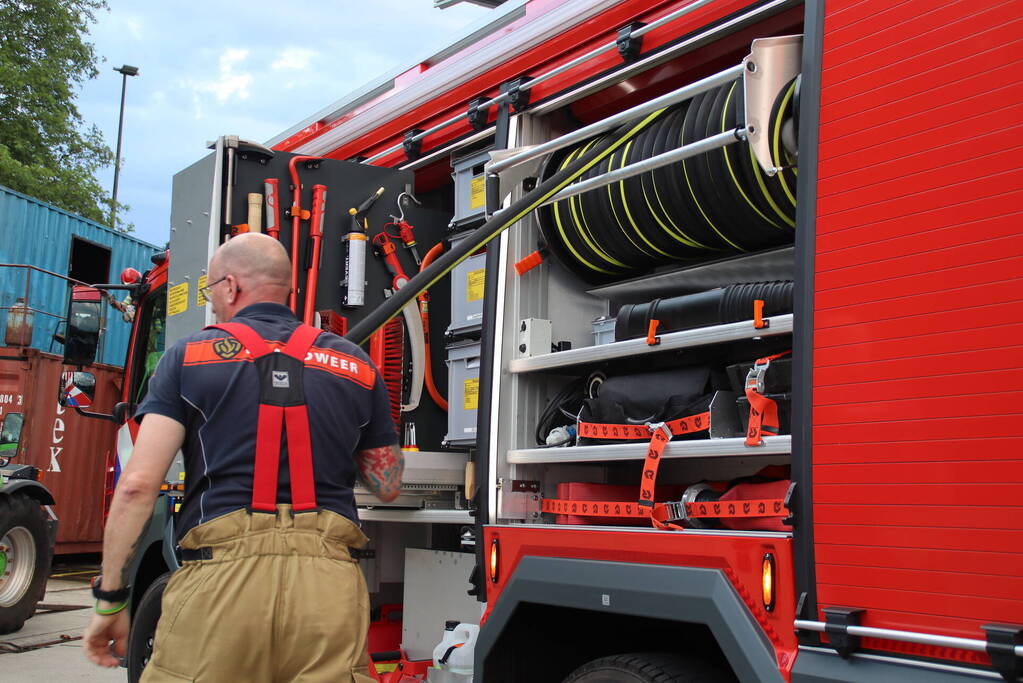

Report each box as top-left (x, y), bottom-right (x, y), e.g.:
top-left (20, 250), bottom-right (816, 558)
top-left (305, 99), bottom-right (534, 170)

top-left (206, 322), bottom-right (323, 512)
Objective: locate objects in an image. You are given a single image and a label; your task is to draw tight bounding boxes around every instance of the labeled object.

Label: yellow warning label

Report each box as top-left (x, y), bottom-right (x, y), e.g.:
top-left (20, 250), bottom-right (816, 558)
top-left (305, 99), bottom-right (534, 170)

top-left (167, 282), bottom-right (189, 317)
top-left (467, 268), bottom-right (485, 302)
top-left (463, 377), bottom-right (479, 411)
top-left (469, 175), bottom-right (485, 210)
top-left (178, 471), bottom-right (185, 481)
top-left (196, 275), bottom-right (208, 307)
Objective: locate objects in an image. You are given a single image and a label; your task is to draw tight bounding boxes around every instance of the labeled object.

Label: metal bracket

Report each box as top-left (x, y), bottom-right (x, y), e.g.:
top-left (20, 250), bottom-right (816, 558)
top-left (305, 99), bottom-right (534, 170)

top-left (402, 129), bottom-right (424, 160)
top-left (500, 76), bottom-right (532, 112)
top-left (823, 607), bottom-right (865, 659)
top-left (782, 481), bottom-right (797, 525)
top-left (497, 479), bottom-right (541, 520)
top-left (467, 97), bottom-right (491, 131)
top-left (983, 624), bottom-right (1022, 682)
top-left (616, 22), bottom-right (646, 62)
top-left (743, 34), bottom-right (802, 175)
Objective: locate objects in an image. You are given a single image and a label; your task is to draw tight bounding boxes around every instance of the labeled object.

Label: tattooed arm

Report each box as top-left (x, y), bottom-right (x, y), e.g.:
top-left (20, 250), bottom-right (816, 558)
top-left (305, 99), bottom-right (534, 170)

top-left (356, 444), bottom-right (404, 503)
top-left (84, 413), bottom-right (184, 667)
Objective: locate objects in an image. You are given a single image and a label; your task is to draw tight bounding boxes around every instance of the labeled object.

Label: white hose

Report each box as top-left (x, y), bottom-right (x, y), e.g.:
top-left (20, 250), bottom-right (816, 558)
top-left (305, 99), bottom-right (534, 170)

top-left (400, 299), bottom-right (425, 412)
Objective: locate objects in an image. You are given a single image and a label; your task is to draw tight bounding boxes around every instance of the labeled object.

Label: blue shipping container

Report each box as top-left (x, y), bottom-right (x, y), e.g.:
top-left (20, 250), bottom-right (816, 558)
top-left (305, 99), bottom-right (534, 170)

top-left (0, 185), bottom-right (161, 366)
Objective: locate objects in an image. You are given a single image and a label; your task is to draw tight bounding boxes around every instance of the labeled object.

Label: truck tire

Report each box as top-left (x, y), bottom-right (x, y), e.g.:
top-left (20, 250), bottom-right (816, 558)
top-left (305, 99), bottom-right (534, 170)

top-left (563, 653), bottom-right (736, 683)
top-left (0, 493), bottom-right (52, 634)
top-left (127, 572), bottom-right (170, 683)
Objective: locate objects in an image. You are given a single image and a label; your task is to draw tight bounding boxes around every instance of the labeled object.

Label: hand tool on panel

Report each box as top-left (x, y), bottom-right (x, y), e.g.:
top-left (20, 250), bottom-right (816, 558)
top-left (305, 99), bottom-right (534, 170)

top-left (287, 155), bottom-right (323, 313)
top-left (264, 178), bottom-right (281, 240)
top-left (343, 187), bottom-right (385, 308)
top-left (223, 136), bottom-right (275, 230)
top-left (302, 184), bottom-right (327, 325)
top-left (371, 229), bottom-right (424, 412)
top-left (392, 191), bottom-right (423, 264)
top-left (247, 193), bottom-right (262, 233)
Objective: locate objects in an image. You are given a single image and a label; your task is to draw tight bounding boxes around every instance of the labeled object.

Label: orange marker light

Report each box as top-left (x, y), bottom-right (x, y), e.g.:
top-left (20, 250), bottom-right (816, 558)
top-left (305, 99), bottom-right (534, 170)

top-left (489, 538), bottom-right (500, 584)
top-left (762, 553), bottom-right (776, 612)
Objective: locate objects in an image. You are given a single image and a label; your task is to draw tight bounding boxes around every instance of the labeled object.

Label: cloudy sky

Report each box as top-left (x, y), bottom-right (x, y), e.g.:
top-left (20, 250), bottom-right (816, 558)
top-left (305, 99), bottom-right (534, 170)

top-left (77, 1), bottom-right (492, 246)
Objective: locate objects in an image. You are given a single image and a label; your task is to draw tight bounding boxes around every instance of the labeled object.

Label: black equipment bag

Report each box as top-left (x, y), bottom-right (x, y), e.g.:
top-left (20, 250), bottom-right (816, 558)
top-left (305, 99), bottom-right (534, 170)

top-left (578, 366), bottom-right (714, 445)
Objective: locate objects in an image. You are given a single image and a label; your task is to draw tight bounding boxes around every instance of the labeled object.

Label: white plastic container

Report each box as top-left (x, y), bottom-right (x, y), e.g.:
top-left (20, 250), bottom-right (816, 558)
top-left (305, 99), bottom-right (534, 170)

top-left (429, 620), bottom-right (479, 682)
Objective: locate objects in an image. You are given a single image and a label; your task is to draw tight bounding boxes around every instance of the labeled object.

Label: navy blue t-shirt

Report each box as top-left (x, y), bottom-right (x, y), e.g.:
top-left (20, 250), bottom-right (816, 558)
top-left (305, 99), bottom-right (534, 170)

top-left (136, 302), bottom-right (396, 539)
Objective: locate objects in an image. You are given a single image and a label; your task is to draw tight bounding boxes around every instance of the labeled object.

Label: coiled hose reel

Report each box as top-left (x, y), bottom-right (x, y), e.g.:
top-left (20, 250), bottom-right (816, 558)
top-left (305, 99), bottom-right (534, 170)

top-left (536, 75), bottom-right (800, 284)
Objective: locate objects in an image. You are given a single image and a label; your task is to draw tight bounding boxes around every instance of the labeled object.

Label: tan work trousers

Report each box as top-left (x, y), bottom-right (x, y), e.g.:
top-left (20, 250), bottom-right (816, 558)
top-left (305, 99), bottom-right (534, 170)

top-left (140, 505), bottom-right (374, 683)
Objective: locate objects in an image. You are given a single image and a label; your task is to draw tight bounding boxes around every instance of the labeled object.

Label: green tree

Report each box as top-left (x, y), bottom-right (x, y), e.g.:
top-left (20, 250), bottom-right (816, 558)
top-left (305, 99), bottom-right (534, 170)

top-left (0, 0), bottom-right (129, 229)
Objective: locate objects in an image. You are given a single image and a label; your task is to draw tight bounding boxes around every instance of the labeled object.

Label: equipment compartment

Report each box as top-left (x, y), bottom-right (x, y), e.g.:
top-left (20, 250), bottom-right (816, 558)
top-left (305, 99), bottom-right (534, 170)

top-left (485, 24), bottom-right (805, 534)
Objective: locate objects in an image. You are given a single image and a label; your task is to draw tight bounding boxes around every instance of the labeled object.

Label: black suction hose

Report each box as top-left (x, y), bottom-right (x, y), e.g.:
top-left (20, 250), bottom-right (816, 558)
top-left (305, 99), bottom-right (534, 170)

top-left (344, 109), bottom-right (668, 345)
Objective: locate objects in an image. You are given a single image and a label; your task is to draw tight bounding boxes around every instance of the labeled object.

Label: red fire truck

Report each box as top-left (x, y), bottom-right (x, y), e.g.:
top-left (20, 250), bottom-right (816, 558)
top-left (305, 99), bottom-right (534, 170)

top-left (62, 0), bottom-right (1021, 681)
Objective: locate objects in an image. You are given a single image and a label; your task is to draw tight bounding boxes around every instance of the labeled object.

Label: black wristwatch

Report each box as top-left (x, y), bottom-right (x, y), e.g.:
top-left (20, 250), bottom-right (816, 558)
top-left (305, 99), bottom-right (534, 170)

top-left (91, 576), bottom-right (131, 603)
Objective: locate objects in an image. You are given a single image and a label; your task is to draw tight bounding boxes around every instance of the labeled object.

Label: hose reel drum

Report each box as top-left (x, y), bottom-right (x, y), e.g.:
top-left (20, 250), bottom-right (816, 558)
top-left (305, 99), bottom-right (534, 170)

top-left (527, 36), bottom-right (803, 284)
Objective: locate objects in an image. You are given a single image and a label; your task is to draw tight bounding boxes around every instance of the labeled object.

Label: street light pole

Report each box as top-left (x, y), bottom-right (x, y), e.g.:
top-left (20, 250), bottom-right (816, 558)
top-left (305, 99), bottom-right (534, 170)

top-left (110, 64), bottom-right (139, 229)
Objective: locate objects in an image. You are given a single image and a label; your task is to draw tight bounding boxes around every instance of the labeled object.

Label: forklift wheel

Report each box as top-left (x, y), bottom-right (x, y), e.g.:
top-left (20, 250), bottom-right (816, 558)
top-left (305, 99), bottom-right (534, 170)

top-left (0, 494), bottom-right (52, 635)
top-left (563, 653), bottom-right (736, 683)
top-left (127, 572), bottom-right (171, 683)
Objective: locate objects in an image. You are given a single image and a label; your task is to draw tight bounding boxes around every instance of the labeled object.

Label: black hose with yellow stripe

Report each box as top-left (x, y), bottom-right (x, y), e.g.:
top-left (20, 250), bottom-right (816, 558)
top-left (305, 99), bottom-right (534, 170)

top-left (536, 75), bottom-right (799, 284)
top-left (345, 108), bottom-right (668, 345)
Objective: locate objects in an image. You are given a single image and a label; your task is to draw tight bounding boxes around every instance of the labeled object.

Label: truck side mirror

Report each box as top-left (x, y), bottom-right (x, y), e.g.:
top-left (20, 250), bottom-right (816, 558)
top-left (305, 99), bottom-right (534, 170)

top-left (62, 286), bottom-right (102, 367)
top-left (58, 370), bottom-right (96, 408)
top-left (112, 401), bottom-right (133, 424)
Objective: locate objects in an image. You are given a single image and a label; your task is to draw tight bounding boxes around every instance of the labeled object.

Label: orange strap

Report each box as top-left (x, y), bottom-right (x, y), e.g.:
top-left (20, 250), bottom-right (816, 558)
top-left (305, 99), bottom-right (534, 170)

top-left (565, 386), bottom-right (792, 529)
top-left (744, 351), bottom-right (790, 447)
top-left (577, 412), bottom-right (710, 441)
top-left (577, 413), bottom-right (710, 530)
top-left (541, 497), bottom-right (788, 522)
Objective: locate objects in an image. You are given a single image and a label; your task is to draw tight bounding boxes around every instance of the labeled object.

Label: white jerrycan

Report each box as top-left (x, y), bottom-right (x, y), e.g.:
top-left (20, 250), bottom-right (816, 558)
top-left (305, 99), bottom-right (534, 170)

top-left (428, 620), bottom-right (480, 683)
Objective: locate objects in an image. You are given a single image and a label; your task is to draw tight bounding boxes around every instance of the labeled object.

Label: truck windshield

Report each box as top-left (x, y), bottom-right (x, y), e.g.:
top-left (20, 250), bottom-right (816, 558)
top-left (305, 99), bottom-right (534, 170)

top-left (130, 287), bottom-right (167, 404)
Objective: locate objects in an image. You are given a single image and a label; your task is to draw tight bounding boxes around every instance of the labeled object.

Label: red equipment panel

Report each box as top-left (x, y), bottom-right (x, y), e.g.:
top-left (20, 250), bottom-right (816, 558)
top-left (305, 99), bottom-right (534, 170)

top-left (813, 0), bottom-right (1023, 666)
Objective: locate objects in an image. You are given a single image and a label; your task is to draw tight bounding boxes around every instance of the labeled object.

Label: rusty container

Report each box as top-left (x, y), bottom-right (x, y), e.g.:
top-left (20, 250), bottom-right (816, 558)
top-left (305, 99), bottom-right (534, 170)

top-left (4, 299), bottom-right (34, 347)
top-left (0, 347), bottom-right (122, 553)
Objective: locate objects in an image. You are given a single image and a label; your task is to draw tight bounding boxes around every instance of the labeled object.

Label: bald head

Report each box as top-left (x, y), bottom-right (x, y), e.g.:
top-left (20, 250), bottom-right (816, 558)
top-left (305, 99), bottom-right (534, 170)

top-left (207, 233), bottom-right (292, 321)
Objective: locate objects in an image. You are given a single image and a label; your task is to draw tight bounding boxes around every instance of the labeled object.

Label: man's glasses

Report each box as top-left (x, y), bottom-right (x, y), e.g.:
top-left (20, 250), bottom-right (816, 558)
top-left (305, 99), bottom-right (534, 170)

top-left (199, 275), bottom-right (227, 301)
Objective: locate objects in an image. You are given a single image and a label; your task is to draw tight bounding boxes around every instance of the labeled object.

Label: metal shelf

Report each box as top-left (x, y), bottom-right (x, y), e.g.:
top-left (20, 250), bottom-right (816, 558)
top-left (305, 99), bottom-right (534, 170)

top-left (507, 435), bottom-right (791, 464)
top-left (508, 315), bottom-right (793, 374)
top-left (357, 508), bottom-right (474, 524)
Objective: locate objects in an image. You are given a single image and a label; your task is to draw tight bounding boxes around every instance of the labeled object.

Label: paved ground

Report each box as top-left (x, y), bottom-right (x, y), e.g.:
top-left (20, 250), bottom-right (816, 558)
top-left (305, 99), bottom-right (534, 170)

top-left (0, 555), bottom-right (124, 681)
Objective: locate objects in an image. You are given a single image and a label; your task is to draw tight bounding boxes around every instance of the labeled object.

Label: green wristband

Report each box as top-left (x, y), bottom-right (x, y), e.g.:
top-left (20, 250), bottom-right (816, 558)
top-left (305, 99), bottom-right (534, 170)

top-left (95, 599), bottom-right (128, 616)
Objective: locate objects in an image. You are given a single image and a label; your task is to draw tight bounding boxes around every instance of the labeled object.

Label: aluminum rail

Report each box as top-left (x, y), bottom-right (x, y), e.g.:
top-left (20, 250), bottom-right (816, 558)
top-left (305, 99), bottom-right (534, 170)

top-left (794, 620), bottom-right (1023, 658)
top-left (363, 0), bottom-right (723, 164)
top-left (490, 63), bottom-right (744, 175)
top-left (539, 127), bottom-right (744, 207)
top-left (509, 314), bottom-right (792, 373)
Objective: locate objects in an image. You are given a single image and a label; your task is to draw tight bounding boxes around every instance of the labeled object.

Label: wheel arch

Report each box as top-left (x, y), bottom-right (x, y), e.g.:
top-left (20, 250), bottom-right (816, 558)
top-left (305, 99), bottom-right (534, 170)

top-left (476, 556), bottom-right (785, 683)
top-left (1, 481), bottom-right (55, 506)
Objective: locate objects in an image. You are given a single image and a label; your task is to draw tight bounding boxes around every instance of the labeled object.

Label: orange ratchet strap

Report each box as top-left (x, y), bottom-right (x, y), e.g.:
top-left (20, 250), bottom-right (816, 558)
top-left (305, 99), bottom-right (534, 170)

top-left (540, 497), bottom-right (789, 522)
top-left (545, 399), bottom-right (791, 529)
top-left (744, 351), bottom-right (790, 447)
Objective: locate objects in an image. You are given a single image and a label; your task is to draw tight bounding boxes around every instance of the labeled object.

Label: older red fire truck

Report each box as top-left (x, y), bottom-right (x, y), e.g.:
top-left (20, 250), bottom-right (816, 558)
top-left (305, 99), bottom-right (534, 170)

top-left (63, 0), bottom-right (1022, 680)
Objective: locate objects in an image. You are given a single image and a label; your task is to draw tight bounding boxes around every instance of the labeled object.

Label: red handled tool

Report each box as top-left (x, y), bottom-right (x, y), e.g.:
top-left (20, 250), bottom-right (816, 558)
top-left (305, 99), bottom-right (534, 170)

top-left (264, 178), bottom-right (281, 240)
top-left (302, 184), bottom-right (327, 326)
top-left (390, 191), bottom-right (423, 264)
top-left (287, 155), bottom-right (322, 313)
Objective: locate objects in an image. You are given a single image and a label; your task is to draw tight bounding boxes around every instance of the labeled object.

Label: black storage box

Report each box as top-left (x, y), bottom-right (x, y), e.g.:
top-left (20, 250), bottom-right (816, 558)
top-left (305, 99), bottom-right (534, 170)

top-left (737, 392), bottom-right (792, 435)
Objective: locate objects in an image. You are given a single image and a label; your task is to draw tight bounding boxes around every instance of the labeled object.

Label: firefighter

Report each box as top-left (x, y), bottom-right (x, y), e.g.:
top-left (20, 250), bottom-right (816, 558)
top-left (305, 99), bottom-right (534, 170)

top-left (83, 233), bottom-right (403, 681)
